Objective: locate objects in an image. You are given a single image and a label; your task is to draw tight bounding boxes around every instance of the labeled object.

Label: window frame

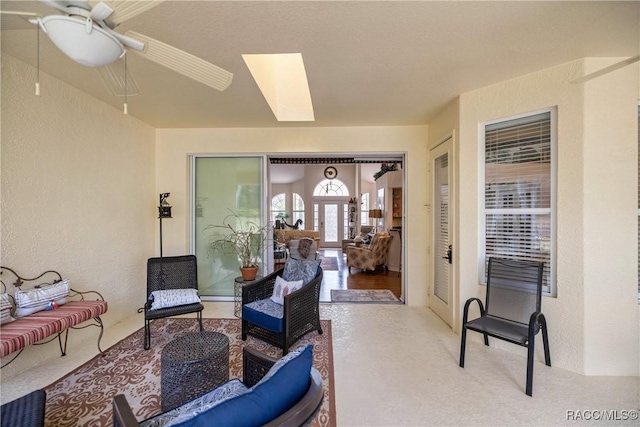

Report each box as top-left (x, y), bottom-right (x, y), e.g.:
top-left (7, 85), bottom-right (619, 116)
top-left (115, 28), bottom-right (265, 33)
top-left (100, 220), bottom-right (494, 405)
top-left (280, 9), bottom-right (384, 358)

top-left (479, 107), bottom-right (557, 296)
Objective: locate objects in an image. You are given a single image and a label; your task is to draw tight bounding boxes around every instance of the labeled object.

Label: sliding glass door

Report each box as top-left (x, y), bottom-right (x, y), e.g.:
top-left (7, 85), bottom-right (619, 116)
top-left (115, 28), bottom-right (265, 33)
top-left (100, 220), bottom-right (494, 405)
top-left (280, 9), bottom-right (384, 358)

top-left (192, 156), bottom-right (264, 298)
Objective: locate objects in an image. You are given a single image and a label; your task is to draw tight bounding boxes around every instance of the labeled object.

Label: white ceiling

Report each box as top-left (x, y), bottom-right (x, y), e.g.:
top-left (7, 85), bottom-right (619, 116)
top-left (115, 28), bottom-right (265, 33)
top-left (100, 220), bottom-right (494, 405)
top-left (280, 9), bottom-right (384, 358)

top-left (1, 1), bottom-right (638, 129)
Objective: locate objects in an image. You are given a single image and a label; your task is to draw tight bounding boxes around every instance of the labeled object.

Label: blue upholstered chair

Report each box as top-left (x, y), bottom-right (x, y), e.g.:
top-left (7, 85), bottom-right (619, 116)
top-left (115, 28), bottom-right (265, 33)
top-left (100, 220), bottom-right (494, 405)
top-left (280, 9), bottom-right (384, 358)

top-left (241, 259), bottom-right (323, 355)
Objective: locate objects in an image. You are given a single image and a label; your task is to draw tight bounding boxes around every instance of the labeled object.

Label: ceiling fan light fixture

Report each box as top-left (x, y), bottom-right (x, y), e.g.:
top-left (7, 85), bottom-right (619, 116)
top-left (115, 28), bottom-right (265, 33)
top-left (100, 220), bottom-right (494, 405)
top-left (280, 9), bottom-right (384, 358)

top-left (41, 15), bottom-right (124, 67)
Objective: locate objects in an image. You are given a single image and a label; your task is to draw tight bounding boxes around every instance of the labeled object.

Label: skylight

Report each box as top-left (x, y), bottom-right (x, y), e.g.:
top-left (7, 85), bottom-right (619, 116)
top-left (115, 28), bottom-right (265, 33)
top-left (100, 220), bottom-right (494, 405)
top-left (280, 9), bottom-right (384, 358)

top-left (242, 53), bottom-right (314, 122)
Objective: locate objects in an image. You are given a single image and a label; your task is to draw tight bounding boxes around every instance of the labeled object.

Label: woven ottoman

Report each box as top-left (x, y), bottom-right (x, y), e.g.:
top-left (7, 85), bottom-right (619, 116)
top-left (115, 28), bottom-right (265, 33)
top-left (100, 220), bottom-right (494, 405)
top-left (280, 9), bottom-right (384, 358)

top-left (160, 331), bottom-right (230, 411)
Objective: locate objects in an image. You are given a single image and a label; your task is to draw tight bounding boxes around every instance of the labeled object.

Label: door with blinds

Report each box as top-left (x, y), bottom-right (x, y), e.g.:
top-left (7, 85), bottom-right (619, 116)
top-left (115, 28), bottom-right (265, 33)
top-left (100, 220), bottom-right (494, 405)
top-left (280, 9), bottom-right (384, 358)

top-left (430, 138), bottom-right (454, 327)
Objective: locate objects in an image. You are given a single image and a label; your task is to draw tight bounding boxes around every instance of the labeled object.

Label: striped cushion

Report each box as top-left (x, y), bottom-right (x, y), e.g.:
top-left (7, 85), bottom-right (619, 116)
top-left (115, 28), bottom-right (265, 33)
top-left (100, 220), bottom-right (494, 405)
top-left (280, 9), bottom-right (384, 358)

top-left (0, 300), bottom-right (108, 358)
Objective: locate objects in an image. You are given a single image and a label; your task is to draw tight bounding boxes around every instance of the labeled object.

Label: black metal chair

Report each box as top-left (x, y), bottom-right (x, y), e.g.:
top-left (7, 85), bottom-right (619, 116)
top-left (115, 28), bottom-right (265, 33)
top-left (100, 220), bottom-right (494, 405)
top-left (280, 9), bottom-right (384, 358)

top-left (459, 257), bottom-right (551, 396)
top-left (241, 267), bottom-right (323, 355)
top-left (143, 255), bottom-right (203, 350)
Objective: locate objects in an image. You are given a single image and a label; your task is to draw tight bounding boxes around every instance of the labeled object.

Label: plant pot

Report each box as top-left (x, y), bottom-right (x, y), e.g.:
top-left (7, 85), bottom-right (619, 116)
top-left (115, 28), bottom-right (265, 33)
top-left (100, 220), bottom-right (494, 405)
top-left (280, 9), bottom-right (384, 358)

top-left (240, 266), bottom-right (259, 281)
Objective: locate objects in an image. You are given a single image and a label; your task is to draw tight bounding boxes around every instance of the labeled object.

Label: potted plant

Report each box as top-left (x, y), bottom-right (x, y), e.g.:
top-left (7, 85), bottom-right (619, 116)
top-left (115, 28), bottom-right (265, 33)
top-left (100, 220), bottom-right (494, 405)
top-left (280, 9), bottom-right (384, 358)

top-left (206, 211), bottom-right (270, 281)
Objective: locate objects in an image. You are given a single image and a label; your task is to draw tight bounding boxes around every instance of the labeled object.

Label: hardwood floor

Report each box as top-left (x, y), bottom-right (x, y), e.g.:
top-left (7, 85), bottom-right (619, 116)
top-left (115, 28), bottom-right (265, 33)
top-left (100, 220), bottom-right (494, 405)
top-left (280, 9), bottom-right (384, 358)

top-left (317, 248), bottom-right (402, 303)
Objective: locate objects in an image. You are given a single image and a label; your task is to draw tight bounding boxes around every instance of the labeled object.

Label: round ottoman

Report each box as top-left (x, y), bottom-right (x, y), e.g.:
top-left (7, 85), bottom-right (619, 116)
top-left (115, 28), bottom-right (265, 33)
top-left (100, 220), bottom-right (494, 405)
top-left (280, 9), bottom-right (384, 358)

top-left (160, 331), bottom-right (230, 411)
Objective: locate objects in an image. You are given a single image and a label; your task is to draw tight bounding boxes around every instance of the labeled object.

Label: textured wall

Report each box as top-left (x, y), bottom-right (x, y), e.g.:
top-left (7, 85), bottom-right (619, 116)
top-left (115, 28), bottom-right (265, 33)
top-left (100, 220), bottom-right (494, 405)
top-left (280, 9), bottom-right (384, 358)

top-left (455, 58), bottom-right (639, 375)
top-left (1, 55), bottom-right (156, 368)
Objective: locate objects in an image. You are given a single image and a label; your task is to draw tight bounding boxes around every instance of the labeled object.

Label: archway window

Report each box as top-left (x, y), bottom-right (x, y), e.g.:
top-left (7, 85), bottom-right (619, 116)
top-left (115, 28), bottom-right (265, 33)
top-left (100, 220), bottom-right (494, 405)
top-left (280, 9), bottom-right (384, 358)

top-left (313, 179), bottom-right (350, 197)
top-left (361, 193), bottom-right (370, 225)
top-left (271, 192), bottom-right (286, 223)
top-left (293, 193), bottom-right (305, 224)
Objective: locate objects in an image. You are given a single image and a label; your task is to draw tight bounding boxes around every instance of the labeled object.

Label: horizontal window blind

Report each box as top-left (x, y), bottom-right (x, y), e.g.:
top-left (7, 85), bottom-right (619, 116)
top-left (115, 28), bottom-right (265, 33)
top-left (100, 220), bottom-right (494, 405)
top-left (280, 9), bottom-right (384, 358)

top-left (484, 112), bottom-right (553, 292)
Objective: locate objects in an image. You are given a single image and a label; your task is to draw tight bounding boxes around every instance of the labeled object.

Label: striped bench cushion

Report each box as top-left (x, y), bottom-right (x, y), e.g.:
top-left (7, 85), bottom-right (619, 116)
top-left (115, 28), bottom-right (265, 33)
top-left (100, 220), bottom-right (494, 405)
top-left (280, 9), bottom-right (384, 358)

top-left (0, 300), bottom-right (108, 358)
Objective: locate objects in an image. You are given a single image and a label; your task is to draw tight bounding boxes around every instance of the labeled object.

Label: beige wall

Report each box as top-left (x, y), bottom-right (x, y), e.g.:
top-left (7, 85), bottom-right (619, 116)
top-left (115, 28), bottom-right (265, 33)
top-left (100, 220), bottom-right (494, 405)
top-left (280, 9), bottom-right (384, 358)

top-left (1, 56), bottom-right (156, 367)
top-left (454, 58), bottom-right (639, 375)
top-left (155, 126), bottom-right (429, 305)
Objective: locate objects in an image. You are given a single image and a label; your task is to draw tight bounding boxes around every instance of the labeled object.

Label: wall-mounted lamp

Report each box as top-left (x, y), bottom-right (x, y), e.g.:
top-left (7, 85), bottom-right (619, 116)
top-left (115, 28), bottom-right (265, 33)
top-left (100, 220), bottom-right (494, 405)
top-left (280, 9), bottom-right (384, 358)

top-left (159, 193), bottom-right (172, 218)
top-left (158, 193), bottom-right (172, 257)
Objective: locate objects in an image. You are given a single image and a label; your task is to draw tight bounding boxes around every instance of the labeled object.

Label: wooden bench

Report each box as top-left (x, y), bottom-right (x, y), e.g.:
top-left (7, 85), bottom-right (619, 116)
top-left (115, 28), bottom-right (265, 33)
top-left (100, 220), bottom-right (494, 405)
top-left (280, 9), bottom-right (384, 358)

top-left (0, 267), bottom-right (108, 368)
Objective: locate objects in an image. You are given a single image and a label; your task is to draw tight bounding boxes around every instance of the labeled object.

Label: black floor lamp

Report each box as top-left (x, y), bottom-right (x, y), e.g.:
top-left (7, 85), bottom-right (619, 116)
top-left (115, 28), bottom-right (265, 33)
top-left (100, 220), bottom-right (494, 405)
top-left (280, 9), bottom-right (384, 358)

top-left (158, 193), bottom-right (172, 258)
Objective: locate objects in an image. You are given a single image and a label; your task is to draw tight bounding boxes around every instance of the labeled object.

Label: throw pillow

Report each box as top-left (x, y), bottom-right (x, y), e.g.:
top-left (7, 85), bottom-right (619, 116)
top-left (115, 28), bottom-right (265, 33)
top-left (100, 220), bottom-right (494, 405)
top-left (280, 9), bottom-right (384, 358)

top-left (282, 258), bottom-right (320, 285)
top-left (270, 276), bottom-right (304, 305)
top-left (0, 293), bottom-right (15, 325)
top-left (140, 379), bottom-right (249, 427)
top-left (249, 345), bottom-right (314, 422)
top-left (149, 289), bottom-right (201, 311)
top-left (14, 279), bottom-right (70, 317)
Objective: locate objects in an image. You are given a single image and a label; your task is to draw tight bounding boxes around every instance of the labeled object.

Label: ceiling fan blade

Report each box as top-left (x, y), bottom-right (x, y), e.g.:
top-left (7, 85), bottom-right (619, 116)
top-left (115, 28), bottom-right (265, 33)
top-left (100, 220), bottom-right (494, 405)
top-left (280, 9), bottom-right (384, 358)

top-left (125, 30), bottom-right (233, 91)
top-left (0, 10), bottom-right (40, 30)
top-left (571, 55), bottom-right (640, 84)
top-left (95, 60), bottom-right (139, 96)
top-left (91, 0), bottom-right (165, 24)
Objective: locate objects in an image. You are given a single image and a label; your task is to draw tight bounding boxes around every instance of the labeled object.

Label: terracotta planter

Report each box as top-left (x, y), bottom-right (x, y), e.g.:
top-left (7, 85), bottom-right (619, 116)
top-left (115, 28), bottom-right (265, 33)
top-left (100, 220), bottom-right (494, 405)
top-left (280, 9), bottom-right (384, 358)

top-left (240, 266), bottom-right (259, 281)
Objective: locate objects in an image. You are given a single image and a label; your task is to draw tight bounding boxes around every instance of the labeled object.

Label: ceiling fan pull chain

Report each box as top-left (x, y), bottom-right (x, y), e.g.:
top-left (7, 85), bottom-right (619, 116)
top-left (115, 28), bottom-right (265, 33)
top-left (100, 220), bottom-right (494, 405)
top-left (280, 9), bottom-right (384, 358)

top-left (35, 24), bottom-right (40, 96)
top-left (123, 54), bottom-right (128, 115)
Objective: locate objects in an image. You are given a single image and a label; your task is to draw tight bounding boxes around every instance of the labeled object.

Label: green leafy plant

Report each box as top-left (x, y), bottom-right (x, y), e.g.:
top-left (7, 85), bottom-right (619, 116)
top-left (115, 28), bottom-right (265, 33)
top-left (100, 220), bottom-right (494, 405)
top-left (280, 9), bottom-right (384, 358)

top-left (206, 211), bottom-right (270, 268)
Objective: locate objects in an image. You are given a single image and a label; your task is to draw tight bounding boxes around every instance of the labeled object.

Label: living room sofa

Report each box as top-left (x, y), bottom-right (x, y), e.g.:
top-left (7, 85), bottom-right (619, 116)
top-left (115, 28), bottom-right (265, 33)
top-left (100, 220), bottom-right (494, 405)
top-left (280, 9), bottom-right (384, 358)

top-left (274, 230), bottom-right (320, 247)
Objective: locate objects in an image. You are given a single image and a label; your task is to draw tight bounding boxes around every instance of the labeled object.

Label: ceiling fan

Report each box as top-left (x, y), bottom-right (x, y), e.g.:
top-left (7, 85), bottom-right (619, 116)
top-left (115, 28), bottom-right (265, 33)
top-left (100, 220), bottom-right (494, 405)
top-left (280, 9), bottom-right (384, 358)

top-left (1, 0), bottom-right (233, 94)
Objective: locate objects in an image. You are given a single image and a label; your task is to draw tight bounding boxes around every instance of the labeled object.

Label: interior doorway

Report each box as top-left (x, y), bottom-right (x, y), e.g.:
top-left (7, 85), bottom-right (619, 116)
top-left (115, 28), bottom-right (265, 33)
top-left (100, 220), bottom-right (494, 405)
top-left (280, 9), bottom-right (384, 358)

top-left (268, 154), bottom-right (406, 302)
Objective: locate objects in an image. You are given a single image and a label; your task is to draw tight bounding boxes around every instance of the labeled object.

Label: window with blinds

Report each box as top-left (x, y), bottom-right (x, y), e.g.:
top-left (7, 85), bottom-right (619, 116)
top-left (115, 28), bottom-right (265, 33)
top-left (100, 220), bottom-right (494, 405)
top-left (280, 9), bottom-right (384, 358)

top-left (483, 110), bottom-right (556, 294)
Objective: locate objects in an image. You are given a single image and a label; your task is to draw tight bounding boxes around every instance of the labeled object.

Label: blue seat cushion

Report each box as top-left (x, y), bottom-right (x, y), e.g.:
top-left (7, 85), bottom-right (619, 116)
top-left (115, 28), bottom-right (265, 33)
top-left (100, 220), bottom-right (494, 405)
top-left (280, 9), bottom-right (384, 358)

top-left (167, 345), bottom-right (313, 427)
top-left (243, 298), bottom-right (284, 333)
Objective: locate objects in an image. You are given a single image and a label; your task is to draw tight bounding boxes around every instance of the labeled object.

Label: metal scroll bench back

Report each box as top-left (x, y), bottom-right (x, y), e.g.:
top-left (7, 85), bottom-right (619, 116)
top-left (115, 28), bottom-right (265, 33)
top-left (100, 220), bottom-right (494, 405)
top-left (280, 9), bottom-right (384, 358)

top-left (459, 257), bottom-right (551, 396)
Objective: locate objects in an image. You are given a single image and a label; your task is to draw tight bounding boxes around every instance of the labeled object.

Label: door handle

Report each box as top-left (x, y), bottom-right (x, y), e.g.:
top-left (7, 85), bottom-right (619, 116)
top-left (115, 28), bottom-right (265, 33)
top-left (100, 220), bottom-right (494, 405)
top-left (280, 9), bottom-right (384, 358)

top-left (442, 244), bottom-right (452, 264)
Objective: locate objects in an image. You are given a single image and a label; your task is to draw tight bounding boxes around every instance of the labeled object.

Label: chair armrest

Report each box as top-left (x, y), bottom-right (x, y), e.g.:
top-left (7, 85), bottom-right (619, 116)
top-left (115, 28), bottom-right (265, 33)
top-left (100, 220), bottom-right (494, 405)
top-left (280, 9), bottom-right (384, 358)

top-left (242, 346), bottom-right (277, 388)
top-left (112, 394), bottom-right (140, 427)
top-left (263, 368), bottom-right (324, 427)
top-left (242, 270), bottom-right (282, 305)
top-left (462, 297), bottom-right (485, 325)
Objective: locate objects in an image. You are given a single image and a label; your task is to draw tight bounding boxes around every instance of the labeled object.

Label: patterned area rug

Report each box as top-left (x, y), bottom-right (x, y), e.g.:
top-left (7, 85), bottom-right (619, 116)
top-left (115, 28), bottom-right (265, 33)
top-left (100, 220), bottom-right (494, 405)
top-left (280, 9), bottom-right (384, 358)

top-left (43, 318), bottom-right (334, 427)
top-left (331, 289), bottom-right (401, 303)
top-left (320, 256), bottom-right (339, 271)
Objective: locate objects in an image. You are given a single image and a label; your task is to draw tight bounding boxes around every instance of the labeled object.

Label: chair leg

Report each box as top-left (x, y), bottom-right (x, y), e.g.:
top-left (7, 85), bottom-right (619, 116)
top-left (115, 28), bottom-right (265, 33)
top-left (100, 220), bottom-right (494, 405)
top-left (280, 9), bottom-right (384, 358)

top-left (483, 333), bottom-right (489, 346)
top-left (459, 326), bottom-right (467, 368)
top-left (526, 338), bottom-right (535, 396)
top-left (144, 318), bottom-right (151, 350)
top-left (241, 319), bottom-right (247, 341)
top-left (540, 315), bottom-right (551, 367)
top-left (197, 311), bottom-right (203, 332)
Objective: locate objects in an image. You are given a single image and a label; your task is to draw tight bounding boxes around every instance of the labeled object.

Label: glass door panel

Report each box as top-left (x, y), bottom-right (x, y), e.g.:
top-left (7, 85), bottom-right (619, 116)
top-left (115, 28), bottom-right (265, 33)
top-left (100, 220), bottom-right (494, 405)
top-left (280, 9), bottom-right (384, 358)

top-left (193, 156), bottom-right (263, 298)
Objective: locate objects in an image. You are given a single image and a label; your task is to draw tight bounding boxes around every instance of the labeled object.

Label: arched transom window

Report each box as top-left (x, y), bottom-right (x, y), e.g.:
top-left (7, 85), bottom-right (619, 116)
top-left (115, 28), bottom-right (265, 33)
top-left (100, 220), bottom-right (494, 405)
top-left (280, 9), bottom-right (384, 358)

top-left (313, 179), bottom-right (350, 197)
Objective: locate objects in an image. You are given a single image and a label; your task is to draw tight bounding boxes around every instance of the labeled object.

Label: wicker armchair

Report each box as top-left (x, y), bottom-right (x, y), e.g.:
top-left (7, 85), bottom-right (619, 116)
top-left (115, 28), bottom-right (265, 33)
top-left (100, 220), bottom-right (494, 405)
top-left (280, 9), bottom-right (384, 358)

top-left (143, 255), bottom-right (203, 350)
top-left (242, 267), bottom-right (323, 355)
top-left (346, 232), bottom-right (393, 272)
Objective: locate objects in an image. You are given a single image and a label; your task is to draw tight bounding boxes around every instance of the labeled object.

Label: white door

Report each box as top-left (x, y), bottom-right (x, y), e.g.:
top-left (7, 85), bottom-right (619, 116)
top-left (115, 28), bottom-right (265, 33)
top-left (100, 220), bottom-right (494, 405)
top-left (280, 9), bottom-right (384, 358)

top-left (315, 201), bottom-right (344, 248)
top-left (429, 138), bottom-right (455, 327)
